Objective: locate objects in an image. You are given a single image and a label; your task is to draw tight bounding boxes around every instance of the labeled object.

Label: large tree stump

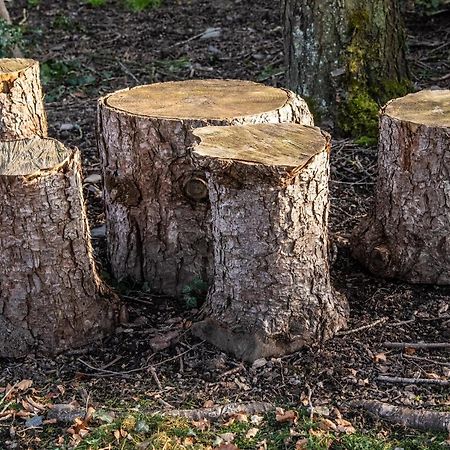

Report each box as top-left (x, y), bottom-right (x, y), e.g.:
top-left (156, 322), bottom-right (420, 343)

top-left (352, 90), bottom-right (450, 284)
top-left (0, 138), bottom-right (123, 358)
top-left (98, 79), bottom-right (313, 295)
top-left (0, 58), bottom-right (47, 139)
top-left (190, 123), bottom-right (348, 361)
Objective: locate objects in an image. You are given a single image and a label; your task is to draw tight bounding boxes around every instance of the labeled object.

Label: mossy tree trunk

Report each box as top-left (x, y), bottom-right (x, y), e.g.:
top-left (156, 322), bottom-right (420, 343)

top-left (282, 0), bottom-right (409, 136)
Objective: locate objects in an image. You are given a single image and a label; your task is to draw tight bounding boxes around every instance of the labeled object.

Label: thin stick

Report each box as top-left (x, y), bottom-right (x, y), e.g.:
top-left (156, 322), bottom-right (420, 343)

top-left (384, 342), bottom-right (450, 350)
top-left (78, 341), bottom-right (204, 377)
top-left (337, 317), bottom-right (387, 336)
top-left (377, 375), bottom-right (449, 386)
top-left (403, 354), bottom-right (450, 367)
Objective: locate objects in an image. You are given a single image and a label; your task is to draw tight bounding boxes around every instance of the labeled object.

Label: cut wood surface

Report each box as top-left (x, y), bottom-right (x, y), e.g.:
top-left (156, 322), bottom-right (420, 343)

top-left (191, 123), bottom-right (348, 361)
top-left (0, 138), bottom-right (123, 358)
top-left (352, 90), bottom-right (450, 284)
top-left (98, 79), bottom-right (313, 295)
top-left (0, 58), bottom-right (47, 139)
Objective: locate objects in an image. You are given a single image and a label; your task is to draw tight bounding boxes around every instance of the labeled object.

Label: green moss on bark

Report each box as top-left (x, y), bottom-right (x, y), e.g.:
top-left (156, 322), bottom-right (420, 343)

top-left (337, 5), bottom-right (411, 139)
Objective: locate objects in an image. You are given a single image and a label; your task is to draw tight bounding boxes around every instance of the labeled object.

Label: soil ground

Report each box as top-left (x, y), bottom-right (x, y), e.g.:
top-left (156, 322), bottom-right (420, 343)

top-left (0, 1), bottom-right (449, 449)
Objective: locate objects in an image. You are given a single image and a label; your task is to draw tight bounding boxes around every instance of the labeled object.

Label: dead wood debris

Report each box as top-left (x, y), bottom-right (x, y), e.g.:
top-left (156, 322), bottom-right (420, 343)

top-left (384, 342), bottom-right (450, 350)
top-left (377, 375), bottom-right (449, 386)
top-left (352, 400), bottom-right (450, 432)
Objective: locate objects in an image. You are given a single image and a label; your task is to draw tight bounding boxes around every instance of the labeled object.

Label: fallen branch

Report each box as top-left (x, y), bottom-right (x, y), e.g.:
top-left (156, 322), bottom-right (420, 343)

top-left (337, 317), bottom-right (387, 336)
top-left (377, 375), bottom-right (449, 386)
top-left (165, 401), bottom-right (273, 422)
top-left (352, 400), bottom-right (450, 432)
top-left (384, 342), bottom-right (450, 350)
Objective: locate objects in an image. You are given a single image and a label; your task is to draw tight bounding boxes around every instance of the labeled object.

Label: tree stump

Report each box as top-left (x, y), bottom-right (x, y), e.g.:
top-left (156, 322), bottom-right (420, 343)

top-left (0, 58), bottom-right (47, 139)
top-left (98, 79), bottom-right (313, 295)
top-left (352, 90), bottom-right (450, 284)
top-left (0, 138), bottom-right (123, 358)
top-left (190, 123), bottom-right (348, 361)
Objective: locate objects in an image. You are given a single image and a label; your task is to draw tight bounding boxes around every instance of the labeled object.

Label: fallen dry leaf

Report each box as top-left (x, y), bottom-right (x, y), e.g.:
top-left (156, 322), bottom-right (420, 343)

top-left (335, 418), bottom-right (356, 434)
top-left (16, 380), bottom-right (33, 392)
top-left (404, 347), bottom-right (416, 355)
top-left (295, 438), bottom-right (308, 449)
top-left (216, 445), bottom-right (240, 450)
top-left (192, 418), bottom-right (210, 431)
top-left (275, 408), bottom-right (298, 425)
top-left (245, 427), bottom-right (259, 439)
top-left (219, 432), bottom-right (235, 443)
top-left (251, 414), bottom-right (264, 425)
top-left (203, 399), bottom-right (215, 408)
top-left (319, 418), bottom-right (337, 431)
top-left (373, 352), bottom-right (387, 363)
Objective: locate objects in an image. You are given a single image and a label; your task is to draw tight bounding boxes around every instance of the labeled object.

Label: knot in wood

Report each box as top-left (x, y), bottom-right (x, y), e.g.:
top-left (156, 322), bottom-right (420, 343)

top-left (183, 176), bottom-right (208, 201)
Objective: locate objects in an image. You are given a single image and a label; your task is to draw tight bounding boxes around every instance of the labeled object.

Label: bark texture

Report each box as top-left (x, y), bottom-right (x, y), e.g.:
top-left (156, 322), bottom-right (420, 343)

top-left (98, 79), bottom-right (313, 296)
top-left (282, 0), bottom-right (409, 127)
top-left (352, 90), bottom-right (450, 284)
top-left (0, 58), bottom-right (47, 139)
top-left (353, 400), bottom-right (450, 432)
top-left (0, 138), bottom-right (123, 358)
top-left (191, 123), bottom-right (348, 362)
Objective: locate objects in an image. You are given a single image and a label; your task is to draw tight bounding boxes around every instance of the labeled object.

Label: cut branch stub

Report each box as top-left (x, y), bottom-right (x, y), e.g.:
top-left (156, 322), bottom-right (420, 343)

top-left (98, 79), bottom-right (314, 296)
top-left (0, 58), bottom-right (47, 139)
top-left (190, 123), bottom-right (348, 362)
top-left (0, 138), bottom-right (123, 358)
top-left (352, 89), bottom-right (450, 284)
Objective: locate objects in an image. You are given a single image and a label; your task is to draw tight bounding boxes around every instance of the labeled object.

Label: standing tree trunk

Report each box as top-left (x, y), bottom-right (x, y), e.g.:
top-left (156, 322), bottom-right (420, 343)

top-left (98, 79), bottom-right (313, 296)
top-left (282, 0), bottom-right (409, 135)
top-left (352, 90), bottom-right (450, 284)
top-left (191, 123), bottom-right (348, 362)
top-left (0, 138), bottom-right (123, 358)
top-left (0, 58), bottom-right (47, 139)
top-left (0, 2), bottom-right (22, 58)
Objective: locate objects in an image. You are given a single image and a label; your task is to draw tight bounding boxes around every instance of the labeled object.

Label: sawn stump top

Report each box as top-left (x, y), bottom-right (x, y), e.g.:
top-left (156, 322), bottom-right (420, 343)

top-left (0, 138), bottom-right (71, 176)
top-left (0, 58), bottom-right (36, 79)
top-left (385, 89), bottom-right (450, 128)
top-left (104, 79), bottom-right (290, 120)
top-left (192, 123), bottom-right (327, 168)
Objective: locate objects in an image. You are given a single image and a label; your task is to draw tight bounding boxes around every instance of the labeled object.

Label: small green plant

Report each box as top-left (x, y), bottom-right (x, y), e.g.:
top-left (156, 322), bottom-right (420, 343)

top-left (27, 0), bottom-right (40, 6)
top-left (125, 0), bottom-right (162, 11)
top-left (182, 278), bottom-right (208, 309)
top-left (0, 19), bottom-right (23, 57)
top-left (86, 0), bottom-right (108, 6)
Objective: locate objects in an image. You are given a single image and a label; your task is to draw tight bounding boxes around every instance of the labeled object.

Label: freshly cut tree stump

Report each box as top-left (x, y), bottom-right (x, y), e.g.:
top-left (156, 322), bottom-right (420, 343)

top-left (0, 138), bottom-right (123, 358)
top-left (0, 58), bottom-right (47, 139)
top-left (98, 79), bottom-right (313, 295)
top-left (190, 123), bottom-right (349, 362)
top-left (352, 90), bottom-right (450, 284)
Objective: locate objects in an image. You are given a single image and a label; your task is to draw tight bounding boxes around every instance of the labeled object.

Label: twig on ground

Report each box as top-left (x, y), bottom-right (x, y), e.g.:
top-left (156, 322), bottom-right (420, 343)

top-left (403, 354), bottom-right (450, 367)
top-left (384, 342), bottom-right (450, 350)
top-left (149, 366), bottom-right (163, 391)
top-left (337, 317), bottom-right (388, 336)
top-left (351, 400), bottom-right (450, 432)
top-left (377, 375), bottom-right (449, 386)
top-left (78, 341), bottom-right (204, 377)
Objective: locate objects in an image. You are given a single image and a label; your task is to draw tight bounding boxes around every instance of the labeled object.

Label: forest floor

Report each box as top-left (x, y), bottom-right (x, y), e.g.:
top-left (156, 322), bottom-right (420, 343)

top-left (0, 1), bottom-right (449, 449)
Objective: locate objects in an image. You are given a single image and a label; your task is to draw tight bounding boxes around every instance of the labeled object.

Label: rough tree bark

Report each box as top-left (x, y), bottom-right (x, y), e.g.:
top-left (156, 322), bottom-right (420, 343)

top-left (353, 400), bottom-right (450, 432)
top-left (0, 58), bottom-right (47, 139)
top-left (191, 123), bottom-right (348, 361)
top-left (0, 138), bottom-right (124, 358)
top-left (98, 79), bottom-right (313, 296)
top-left (282, 0), bottom-right (409, 132)
top-left (352, 90), bottom-right (450, 284)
